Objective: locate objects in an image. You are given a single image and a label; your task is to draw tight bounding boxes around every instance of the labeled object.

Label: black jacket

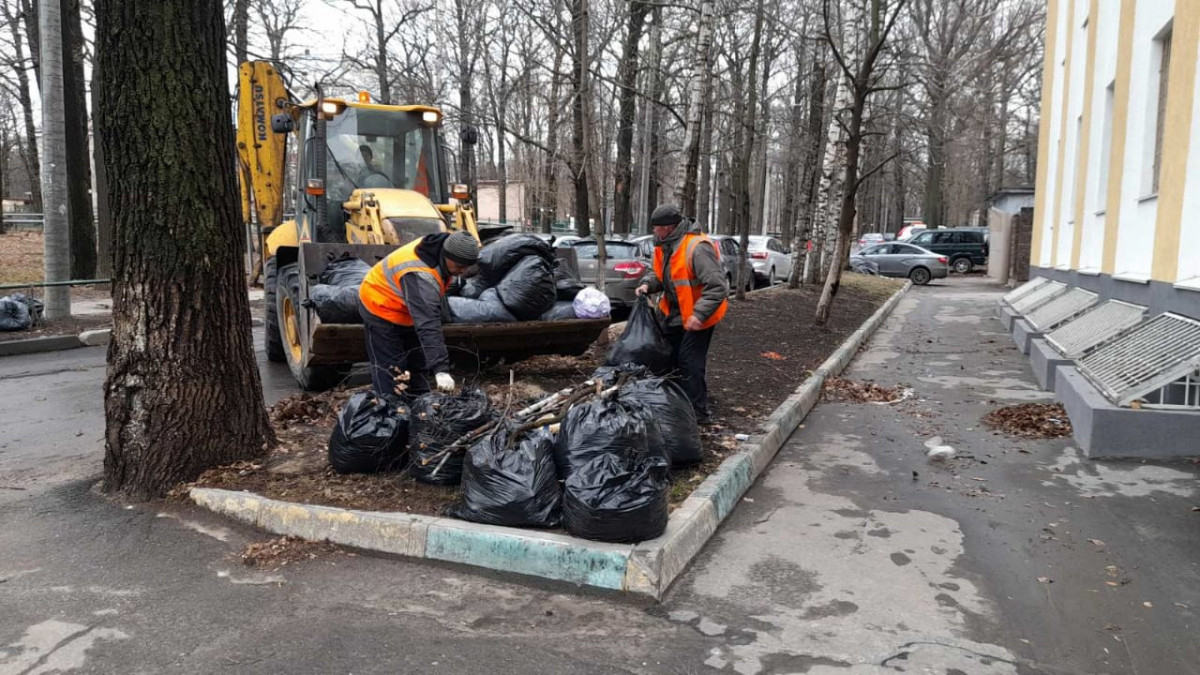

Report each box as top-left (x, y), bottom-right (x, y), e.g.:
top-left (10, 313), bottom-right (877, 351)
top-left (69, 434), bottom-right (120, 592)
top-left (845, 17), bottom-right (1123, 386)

top-left (400, 233), bottom-right (454, 374)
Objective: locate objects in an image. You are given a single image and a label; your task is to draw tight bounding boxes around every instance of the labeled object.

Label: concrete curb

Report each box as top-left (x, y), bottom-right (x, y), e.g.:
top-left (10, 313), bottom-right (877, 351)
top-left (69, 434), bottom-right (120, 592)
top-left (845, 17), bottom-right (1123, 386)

top-left (191, 281), bottom-right (913, 599)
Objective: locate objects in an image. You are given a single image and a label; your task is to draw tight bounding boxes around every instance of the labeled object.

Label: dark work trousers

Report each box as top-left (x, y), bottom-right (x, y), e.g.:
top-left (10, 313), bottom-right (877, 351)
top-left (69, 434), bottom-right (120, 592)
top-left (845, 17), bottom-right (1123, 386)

top-left (359, 300), bottom-right (431, 399)
top-left (665, 325), bottom-right (715, 419)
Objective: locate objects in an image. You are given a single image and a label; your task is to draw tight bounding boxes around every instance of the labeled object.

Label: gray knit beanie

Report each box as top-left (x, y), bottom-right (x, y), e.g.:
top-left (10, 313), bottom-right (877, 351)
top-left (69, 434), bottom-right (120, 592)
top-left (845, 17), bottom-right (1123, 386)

top-left (649, 204), bottom-right (684, 228)
top-left (442, 231), bottom-right (480, 266)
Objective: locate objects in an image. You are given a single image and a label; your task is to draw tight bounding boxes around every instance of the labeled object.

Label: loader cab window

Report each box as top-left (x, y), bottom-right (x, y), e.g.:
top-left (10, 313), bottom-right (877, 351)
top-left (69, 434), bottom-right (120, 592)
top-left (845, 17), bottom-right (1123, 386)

top-left (317, 106), bottom-right (446, 205)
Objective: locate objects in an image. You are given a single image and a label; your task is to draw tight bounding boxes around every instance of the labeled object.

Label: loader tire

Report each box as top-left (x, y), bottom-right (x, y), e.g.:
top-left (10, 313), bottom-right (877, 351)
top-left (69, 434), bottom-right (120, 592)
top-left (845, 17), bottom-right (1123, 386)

top-left (263, 256), bottom-right (285, 363)
top-left (278, 263), bottom-right (350, 391)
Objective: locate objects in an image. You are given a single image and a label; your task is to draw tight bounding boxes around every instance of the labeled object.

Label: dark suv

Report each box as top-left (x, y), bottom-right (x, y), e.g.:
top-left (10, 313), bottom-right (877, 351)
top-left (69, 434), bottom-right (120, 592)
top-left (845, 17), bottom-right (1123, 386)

top-left (907, 228), bottom-right (988, 273)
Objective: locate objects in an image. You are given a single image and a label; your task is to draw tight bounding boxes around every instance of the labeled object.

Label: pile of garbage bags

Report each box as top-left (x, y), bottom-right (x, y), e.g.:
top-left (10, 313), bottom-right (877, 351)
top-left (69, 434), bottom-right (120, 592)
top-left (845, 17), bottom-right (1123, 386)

top-left (305, 257), bottom-right (370, 324)
top-left (408, 389), bottom-right (494, 485)
top-left (448, 234), bottom-right (561, 323)
top-left (0, 293), bottom-right (43, 332)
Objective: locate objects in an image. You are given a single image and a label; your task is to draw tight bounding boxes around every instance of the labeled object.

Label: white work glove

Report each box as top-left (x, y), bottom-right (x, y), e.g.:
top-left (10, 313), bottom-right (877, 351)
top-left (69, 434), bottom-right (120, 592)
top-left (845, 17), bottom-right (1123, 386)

top-left (435, 372), bottom-right (455, 392)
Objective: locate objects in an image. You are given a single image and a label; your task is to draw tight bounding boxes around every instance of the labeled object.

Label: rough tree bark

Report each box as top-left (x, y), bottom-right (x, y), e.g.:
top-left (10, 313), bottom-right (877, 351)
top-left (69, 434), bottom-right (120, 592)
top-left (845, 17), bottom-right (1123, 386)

top-left (569, 0), bottom-right (590, 237)
top-left (39, 0), bottom-right (70, 317)
top-left (62, 0), bottom-right (96, 279)
top-left (611, 0), bottom-right (648, 234)
top-left (233, 0), bottom-right (249, 64)
top-left (97, 0), bottom-right (274, 499)
top-left (541, 46), bottom-right (565, 233)
top-left (636, 4), bottom-right (663, 231)
top-left (92, 54), bottom-right (113, 277)
top-left (695, 87), bottom-right (715, 231)
top-left (734, 0), bottom-right (764, 301)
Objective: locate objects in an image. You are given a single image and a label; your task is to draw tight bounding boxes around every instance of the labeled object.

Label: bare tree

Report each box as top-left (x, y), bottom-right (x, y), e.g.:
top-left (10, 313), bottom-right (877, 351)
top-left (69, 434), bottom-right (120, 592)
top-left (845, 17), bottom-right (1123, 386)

top-left (610, 0), bottom-right (649, 234)
top-left (62, 0), bottom-right (96, 279)
top-left (334, 0), bottom-right (431, 105)
top-left (814, 0), bottom-right (908, 325)
top-left (733, 0), bottom-right (764, 301)
top-left (1, 0), bottom-right (42, 210)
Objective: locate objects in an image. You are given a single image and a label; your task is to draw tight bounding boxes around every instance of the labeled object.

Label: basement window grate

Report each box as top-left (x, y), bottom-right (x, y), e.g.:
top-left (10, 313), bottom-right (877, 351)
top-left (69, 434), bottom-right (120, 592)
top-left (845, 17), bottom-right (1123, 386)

top-left (1010, 281), bottom-right (1068, 314)
top-left (1046, 300), bottom-right (1147, 359)
top-left (1002, 277), bottom-right (1050, 305)
top-left (1025, 288), bottom-right (1099, 332)
top-left (1076, 313), bottom-right (1200, 407)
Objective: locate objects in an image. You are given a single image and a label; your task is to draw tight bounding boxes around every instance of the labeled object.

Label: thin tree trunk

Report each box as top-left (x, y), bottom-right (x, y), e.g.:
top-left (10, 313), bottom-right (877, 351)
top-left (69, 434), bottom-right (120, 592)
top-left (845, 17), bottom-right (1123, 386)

top-left (806, 60), bottom-right (846, 285)
top-left (62, 0), bottom-right (95, 279)
top-left (611, 0), bottom-right (647, 234)
top-left (696, 88), bottom-right (714, 231)
top-left (39, 0), bottom-right (70, 316)
top-left (735, 0), bottom-right (764, 301)
top-left (636, 5), bottom-right (662, 232)
top-left (373, 2), bottom-right (391, 104)
top-left (542, 47), bottom-right (565, 233)
top-left (752, 43), bottom-right (773, 236)
top-left (3, 0), bottom-right (42, 210)
top-left (97, 0), bottom-right (274, 499)
top-left (570, 0), bottom-right (590, 237)
top-left (233, 0), bottom-right (249, 64)
top-left (922, 80), bottom-right (948, 230)
top-left (788, 57), bottom-right (828, 287)
top-left (93, 54), bottom-right (113, 277)
top-left (673, 0), bottom-right (714, 219)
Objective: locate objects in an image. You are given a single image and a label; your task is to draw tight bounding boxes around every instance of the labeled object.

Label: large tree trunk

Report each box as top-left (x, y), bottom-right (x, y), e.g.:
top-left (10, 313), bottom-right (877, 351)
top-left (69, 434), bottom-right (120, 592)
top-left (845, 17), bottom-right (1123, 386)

top-left (39, 0), bottom-right (70, 317)
top-left (789, 58), bottom-right (828, 286)
top-left (805, 61), bottom-right (846, 285)
top-left (97, 0), bottom-right (274, 499)
top-left (62, 0), bottom-right (96, 279)
top-left (3, 0), bottom-right (42, 210)
top-left (611, 0), bottom-right (647, 235)
top-left (922, 80), bottom-right (948, 230)
top-left (636, 5), bottom-right (663, 232)
top-left (815, 92), bottom-right (865, 325)
top-left (673, 0), bottom-right (714, 219)
top-left (93, 55), bottom-right (113, 277)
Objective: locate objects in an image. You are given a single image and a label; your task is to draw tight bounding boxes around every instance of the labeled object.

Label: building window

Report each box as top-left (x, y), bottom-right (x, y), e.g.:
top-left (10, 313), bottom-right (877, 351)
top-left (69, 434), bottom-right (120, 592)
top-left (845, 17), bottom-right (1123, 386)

top-left (1146, 26), bottom-right (1173, 195)
top-left (1097, 82), bottom-right (1115, 208)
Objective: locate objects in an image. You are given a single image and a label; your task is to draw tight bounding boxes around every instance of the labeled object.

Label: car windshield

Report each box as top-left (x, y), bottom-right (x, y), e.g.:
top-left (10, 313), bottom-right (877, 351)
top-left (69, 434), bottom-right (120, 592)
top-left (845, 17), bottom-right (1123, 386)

top-left (571, 242), bottom-right (640, 259)
top-left (323, 107), bottom-right (444, 203)
top-left (746, 238), bottom-right (768, 251)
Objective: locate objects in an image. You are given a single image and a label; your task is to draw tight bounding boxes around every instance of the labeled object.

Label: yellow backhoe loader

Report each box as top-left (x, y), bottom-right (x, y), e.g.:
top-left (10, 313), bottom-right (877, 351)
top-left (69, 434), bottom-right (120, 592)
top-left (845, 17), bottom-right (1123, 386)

top-left (237, 61), bottom-right (606, 390)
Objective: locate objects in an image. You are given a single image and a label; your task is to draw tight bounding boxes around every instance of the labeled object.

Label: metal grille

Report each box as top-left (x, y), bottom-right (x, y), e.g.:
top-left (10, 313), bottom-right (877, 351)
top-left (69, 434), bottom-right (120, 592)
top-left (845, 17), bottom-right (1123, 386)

top-left (1002, 277), bottom-right (1049, 305)
top-left (1046, 300), bottom-right (1147, 359)
top-left (1010, 281), bottom-right (1067, 314)
top-left (1025, 288), bottom-right (1098, 331)
top-left (1077, 313), bottom-right (1200, 406)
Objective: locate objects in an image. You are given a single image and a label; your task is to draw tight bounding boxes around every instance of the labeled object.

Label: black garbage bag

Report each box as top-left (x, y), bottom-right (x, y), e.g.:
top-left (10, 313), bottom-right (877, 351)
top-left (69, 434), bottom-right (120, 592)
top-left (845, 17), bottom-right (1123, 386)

top-left (621, 377), bottom-right (702, 467)
top-left (553, 258), bottom-right (586, 301)
top-left (591, 363), bottom-right (651, 386)
top-left (319, 257), bottom-right (372, 287)
top-left (446, 424), bottom-right (561, 528)
top-left (459, 276), bottom-right (489, 299)
top-left (305, 284), bottom-right (362, 323)
top-left (495, 256), bottom-right (556, 320)
top-left (0, 296), bottom-right (31, 332)
top-left (448, 288), bottom-right (517, 323)
top-left (539, 301), bottom-right (576, 321)
top-left (328, 392), bottom-right (410, 474)
top-left (11, 293), bottom-right (42, 326)
top-left (605, 297), bottom-right (672, 374)
top-left (554, 395), bottom-right (659, 480)
top-left (478, 234), bottom-right (555, 286)
top-left (562, 451), bottom-right (670, 543)
top-left (408, 389), bottom-right (494, 485)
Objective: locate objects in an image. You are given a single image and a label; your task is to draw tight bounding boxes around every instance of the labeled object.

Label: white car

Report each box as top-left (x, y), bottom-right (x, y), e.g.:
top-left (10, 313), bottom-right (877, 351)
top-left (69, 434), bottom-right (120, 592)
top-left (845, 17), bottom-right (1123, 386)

top-left (746, 235), bottom-right (793, 286)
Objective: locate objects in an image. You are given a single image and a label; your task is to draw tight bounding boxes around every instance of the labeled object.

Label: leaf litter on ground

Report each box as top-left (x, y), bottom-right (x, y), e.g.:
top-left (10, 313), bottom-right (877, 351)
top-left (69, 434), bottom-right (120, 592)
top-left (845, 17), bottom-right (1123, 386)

top-left (982, 403), bottom-right (1073, 439)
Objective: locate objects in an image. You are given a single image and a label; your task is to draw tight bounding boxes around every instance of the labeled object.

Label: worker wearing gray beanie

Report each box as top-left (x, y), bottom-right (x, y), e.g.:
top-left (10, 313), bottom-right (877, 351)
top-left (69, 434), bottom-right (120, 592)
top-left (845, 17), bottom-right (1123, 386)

top-left (359, 230), bottom-right (481, 397)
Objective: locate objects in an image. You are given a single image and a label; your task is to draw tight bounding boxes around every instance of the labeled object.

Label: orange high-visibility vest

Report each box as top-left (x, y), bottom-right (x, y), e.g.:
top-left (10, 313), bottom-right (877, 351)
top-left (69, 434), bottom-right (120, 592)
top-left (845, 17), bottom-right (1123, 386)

top-left (652, 233), bottom-right (728, 330)
top-left (359, 237), bottom-right (448, 325)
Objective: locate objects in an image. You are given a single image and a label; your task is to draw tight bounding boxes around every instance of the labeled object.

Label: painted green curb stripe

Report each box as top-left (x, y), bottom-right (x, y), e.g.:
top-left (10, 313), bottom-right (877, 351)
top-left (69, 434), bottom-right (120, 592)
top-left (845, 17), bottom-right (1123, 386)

top-left (425, 526), bottom-right (631, 590)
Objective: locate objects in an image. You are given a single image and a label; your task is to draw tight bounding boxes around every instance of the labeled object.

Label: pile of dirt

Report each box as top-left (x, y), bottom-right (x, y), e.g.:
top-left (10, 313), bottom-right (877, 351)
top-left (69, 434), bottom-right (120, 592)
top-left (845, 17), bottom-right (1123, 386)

top-left (982, 403), bottom-right (1073, 439)
top-left (239, 536), bottom-right (343, 570)
top-left (822, 377), bottom-right (910, 403)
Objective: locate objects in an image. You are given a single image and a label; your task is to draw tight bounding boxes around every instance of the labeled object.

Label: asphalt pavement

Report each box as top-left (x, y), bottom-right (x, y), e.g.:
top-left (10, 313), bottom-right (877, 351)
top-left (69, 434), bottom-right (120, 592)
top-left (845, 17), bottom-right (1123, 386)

top-left (2, 277), bottom-right (1198, 674)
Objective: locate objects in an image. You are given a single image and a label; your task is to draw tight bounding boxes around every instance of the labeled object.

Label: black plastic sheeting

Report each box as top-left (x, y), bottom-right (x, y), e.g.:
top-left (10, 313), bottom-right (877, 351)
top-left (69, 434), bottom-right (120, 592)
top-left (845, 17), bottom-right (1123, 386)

top-left (448, 288), bottom-right (517, 323)
top-left (562, 450), bottom-right (670, 543)
top-left (539, 301), bottom-right (576, 321)
top-left (319, 257), bottom-right (372, 287)
top-left (605, 298), bottom-right (672, 374)
top-left (591, 363), bottom-right (650, 386)
top-left (446, 424), bottom-right (561, 528)
top-left (408, 389), bottom-right (494, 485)
top-left (495, 256), bottom-right (556, 320)
top-left (0, 296), bottom-right (32, 332)
top-left (306, 284), bottom-right (362, 323)
top-left (620, 377), bottom-right (702, 467)
top-left (328, 392), bottom-right (410, 474)
top-left (478, 234), bottom-right (555, 286)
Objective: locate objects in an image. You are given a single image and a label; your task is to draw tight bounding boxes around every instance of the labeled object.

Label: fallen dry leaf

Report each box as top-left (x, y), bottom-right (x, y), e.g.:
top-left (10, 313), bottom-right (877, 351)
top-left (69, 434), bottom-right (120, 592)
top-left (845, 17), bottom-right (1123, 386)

top-left (760, 351), bottom-right (787, 361)
top-left (821, 377), bottom-right (910, 404)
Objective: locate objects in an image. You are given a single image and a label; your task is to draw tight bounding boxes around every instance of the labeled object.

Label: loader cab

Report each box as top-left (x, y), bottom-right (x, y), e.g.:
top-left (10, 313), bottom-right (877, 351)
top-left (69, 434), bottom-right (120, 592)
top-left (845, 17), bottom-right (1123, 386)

top-left (292, 102), bottom-right (451, 243)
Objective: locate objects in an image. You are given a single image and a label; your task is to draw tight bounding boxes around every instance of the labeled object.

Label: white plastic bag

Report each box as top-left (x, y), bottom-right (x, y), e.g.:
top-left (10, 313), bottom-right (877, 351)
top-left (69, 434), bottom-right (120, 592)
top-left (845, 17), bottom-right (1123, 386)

top-left (572, 287), bottom-right (612, 319)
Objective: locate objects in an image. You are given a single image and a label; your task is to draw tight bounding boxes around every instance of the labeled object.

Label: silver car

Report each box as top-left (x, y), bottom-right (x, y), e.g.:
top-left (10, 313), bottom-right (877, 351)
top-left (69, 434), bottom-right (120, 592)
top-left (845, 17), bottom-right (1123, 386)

top-left (849, 242), bottom-right (949, 285)
top-left (564, 239), bottom-right (648, 309)
top-left (746, 235), bottom-right (793, 286)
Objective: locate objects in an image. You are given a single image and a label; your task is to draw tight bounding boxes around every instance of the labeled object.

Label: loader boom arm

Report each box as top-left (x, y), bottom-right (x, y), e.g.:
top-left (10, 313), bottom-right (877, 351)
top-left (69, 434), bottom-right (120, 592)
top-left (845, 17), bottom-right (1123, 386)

top-left (236, 62), bottom-right (290, 231)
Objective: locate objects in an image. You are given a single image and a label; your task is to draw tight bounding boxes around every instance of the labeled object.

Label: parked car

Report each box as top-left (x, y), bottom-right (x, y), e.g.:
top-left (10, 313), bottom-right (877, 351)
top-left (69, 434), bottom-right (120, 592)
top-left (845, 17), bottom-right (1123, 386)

top-left (897, 224), bottom-right (927, 241)
top-left (709, 235), bottom-right (754, 292)
top-left (746, 235), bottom-right (793, 287)
top-left (906, 227), bottom-right (988, 273)
top-left (849, 242), bottom-right (949, 285)
top-left (858, 232), bottom-right (886, 247)
top-left (562, 239), bottom-right (648, 309)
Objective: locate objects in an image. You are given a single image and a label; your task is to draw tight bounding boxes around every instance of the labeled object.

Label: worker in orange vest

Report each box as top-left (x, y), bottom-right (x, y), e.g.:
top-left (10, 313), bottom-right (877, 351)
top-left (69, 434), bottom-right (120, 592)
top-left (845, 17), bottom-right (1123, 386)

top-left (636, 204), bottom-right (729, 423)
top-left (358, 232), bottom-right (480, 398)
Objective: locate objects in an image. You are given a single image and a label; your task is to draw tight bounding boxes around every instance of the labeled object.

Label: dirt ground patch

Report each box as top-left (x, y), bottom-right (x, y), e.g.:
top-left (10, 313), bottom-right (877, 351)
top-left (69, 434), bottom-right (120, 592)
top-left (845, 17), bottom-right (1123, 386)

top-left (187, 275), bottom-right (902, 519)
top-left (982, 403), bottom-right (1074, 439)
